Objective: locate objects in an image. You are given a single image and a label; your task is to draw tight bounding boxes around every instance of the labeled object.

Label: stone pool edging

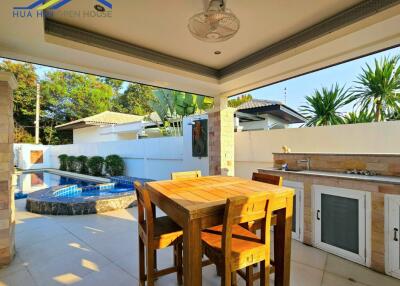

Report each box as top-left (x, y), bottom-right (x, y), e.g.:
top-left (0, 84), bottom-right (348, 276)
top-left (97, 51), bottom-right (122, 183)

top-left (26, 182), bottom-right (137, 215)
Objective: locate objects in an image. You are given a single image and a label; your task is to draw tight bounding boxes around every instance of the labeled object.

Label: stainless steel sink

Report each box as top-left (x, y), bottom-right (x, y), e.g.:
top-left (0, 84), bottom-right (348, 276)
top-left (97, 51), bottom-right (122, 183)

top-left (275, 168), bottom-right (304, 172)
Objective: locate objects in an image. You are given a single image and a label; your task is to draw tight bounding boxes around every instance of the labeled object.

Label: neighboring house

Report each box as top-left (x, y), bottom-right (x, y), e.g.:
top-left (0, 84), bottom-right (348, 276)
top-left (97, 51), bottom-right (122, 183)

top-left (57, 101), bottom-right (305, 145)
top-left (234, 99), bottom-right (306, 131)
top-left (55, 111), bottom-right (153, 144)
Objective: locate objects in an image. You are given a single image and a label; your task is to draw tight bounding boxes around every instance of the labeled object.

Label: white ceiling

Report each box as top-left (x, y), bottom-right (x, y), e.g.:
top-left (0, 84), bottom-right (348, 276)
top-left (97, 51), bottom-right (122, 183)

top-left (48, 0), bottom-right (362, 69)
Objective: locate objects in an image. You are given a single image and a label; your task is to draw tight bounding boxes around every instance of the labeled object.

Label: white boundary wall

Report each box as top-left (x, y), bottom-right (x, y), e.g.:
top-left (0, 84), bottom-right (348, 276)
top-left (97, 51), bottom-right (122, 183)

top-left (235, 121), bottom-right (400, 179)
top-left (14, 116), bottom-right (209, 181)
top-left (49, 137), bottom-right (184, 180)
top-left (16, 119), bottom-right (400, 180)
top-left (14, 144), bottom-right (51, 170)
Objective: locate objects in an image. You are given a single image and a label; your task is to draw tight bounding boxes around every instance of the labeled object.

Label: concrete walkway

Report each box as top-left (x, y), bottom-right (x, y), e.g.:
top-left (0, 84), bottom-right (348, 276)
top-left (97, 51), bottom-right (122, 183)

top-left (0, 199), bottom-right (398, 286)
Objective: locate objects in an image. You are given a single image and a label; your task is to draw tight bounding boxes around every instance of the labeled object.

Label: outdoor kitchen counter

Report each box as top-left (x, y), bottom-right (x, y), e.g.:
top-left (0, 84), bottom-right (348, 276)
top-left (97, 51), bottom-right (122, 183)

top-left (258, 168), bottom-right (400, 185)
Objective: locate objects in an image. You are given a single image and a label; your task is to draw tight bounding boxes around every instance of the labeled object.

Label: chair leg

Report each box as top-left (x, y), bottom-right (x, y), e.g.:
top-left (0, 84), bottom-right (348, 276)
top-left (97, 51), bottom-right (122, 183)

top-left (245, 265), bottom-right (254, 286)
top-left (231, 271), bottom-right (237, 286)
top-left (146, 247), bottom-right (155, 286)
top-left (260, 261), bottom-right (270, 286)
top-left (175, 242), bottom-right (183, 285)
top-left (221, 265), bottom-right (231, 286)
top-left (138, 238), bottom-right (145, 286)
top-left (154, 250), bottom-right (158, 271)
top-left (216, 265), bottom-right (222, 277)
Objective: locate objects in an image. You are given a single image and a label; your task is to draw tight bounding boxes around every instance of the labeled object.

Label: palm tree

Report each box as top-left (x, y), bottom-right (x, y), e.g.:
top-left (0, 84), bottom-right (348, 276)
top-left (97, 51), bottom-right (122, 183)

top-left (352, 55), bottom-right (400, 121)
top-left (300, 84), bottom-right (353, 126)
top-left (344, 111), bottom-right (374, 124)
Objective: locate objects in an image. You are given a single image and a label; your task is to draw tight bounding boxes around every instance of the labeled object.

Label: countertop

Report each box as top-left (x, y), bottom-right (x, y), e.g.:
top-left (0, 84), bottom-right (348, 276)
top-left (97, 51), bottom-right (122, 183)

top-left (258, 168), bottom-right (400, 185)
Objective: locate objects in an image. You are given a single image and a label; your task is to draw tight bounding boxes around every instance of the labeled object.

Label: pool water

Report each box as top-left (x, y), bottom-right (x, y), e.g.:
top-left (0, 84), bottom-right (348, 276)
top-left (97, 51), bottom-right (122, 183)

top-left (14, 171), bottom-right (100, 199)
top-left (57, 184), bottom-right (134, 198)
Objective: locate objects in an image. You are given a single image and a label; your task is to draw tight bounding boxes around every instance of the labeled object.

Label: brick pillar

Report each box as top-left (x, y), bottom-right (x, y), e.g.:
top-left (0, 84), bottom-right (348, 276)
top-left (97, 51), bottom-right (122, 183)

top-left (208, 96), bottom-right (235, 176)
top-left (0, 72), bottom-right (17, 266)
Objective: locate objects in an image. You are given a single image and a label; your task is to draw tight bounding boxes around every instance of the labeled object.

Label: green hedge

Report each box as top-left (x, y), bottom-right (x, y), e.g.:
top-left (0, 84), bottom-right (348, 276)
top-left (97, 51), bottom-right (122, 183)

top-left (58, 154), bottom-right (68, 171)
top-left (66, 156), bottom-right (77, 172)
top-left (105, 155), bottom-right (125, 176)
top-left (59, 154), bottom-right (122, 177)
top-left (76, 155), bottom-right (89, 174)
top-left (87, 156), bottom-right (104, 176)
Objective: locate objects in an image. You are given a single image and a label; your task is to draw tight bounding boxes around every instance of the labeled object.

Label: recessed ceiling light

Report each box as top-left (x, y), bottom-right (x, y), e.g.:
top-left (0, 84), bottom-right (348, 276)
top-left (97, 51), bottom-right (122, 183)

top-left (94, 4), bottom-right (105, 12)
top-left (214, 51), bottom-right (222, 55)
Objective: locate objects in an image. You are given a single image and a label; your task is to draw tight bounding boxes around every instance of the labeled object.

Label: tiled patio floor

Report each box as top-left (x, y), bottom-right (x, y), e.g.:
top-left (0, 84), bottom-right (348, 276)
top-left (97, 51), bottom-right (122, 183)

top-left (0, 199), bottom-right (398, 286)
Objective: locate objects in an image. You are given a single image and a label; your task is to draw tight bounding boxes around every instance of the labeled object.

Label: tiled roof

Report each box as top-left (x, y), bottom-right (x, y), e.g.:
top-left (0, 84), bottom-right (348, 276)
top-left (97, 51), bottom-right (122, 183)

top-left (235, 99), bottom-right (306, 124)
top-left (56, 111), bottom-right (144, 130)
top-left (236, 99), bottom-right (282, 110)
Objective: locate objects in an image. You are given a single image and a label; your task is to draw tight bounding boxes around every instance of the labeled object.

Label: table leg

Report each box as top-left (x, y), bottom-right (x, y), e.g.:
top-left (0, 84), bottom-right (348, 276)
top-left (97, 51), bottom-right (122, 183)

top-left (274, 196), bottom-right (293, 286)
top-left (183, 218), bottom-right (202, 286)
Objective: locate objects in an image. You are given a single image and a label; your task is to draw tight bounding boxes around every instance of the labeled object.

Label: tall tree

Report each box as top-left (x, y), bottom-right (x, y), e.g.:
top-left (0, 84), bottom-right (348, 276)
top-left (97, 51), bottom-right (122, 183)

top-left (39, 71), bottom-right (114, 144)
top-left (0, 60), bottom-right (37, 139)
top-left (344, 111), bottom-right (374, 124)
top-left (99, 77), bottom-right (124, 98)
top-left (300, 84), bottom-right (353, 126)
top-left (228, 94), bottom-right (253, 107)
top-left (111, 83), bottom-right (154, 115)
top-left (148, 89), bottom-right (213, 136)
top-left (352, 55), bottom-right (400, 122)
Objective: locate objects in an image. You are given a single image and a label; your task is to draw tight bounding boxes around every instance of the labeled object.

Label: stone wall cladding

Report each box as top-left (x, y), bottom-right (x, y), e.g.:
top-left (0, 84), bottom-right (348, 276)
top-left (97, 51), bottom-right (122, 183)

top-left (274, 153), bottom-right (400, 176)
top-left (0, 80), bottom-right (15, 265)
top-left (208, 108), bottom-right (235, 176)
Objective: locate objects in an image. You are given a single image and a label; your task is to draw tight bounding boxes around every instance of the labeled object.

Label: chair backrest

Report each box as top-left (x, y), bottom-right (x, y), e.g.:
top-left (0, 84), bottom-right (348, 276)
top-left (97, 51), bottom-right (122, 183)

top-left (134, 181), bottom-right (154, 237)
top-left (252, 172), bottom-right (283, 186)
top-left (171, 170), bottom-right (202, 180)
top-left (221, 193), bottom-right (274, 264)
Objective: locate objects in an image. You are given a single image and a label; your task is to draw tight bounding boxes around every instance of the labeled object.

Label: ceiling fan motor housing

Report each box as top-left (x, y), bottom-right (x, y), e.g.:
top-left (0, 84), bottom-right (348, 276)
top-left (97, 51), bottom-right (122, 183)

top-left (188, 0), bottom-right (240, 42)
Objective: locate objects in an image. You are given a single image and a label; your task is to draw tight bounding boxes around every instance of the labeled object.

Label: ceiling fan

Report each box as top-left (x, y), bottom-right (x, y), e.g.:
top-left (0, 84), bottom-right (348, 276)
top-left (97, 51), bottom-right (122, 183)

top-left (188, 0), bottom-right (240, 42)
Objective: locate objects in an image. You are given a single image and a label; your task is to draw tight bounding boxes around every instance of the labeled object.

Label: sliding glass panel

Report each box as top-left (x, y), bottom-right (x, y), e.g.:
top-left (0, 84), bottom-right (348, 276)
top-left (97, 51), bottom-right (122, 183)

top-left (321, 194), bottom-right (359, 254)
top-left (292, 194), bottom-right (296, 233)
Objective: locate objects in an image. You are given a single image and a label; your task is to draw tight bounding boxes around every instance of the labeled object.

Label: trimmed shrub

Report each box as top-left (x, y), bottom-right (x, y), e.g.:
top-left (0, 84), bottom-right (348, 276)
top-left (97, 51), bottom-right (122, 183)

top-left (105, 155), bottom-right (125, 176)
top-left (58, 154), bottom-right (68, 171)
top-left (88, 156), bottom-right (104, 176)
top-left (76, 155), bottom-right (89, 174)
top-left (66, 156), bottom-right (77, 172)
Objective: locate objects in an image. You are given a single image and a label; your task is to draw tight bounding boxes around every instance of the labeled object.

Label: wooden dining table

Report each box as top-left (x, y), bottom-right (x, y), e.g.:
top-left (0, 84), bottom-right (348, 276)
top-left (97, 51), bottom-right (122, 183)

top-left (145, 175), bottom-right (294, 286)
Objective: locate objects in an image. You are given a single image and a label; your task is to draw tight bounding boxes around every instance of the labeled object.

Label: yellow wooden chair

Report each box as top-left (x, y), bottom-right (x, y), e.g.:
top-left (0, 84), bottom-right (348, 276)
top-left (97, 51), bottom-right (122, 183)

top-left (135, 181), bottom-right (183, 286)
top-left (171, 170), bottom-right (202, 180)
top-left (201, 193), bottom-right (274, 286)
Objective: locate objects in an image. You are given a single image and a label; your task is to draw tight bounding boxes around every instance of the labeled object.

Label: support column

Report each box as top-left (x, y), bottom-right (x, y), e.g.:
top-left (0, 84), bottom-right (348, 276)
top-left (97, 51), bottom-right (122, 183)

top-left (208, 95), bottom-right (235, 176)
top-left (0, 72), bottom-right (17, 265)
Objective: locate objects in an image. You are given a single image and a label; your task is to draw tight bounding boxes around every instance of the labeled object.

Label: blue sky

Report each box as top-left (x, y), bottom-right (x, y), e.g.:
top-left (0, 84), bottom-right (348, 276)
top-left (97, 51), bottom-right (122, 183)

top-left (237, 47), bottom-right (400, 113)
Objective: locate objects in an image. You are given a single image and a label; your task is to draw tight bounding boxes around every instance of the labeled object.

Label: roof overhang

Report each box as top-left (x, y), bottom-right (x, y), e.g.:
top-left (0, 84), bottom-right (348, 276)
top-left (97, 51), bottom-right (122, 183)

top-left (1, 1), bottom-right (400, 97)
top-left (56, 121), bottom-right (109, 130)
top-left (237, 105), bottom-right (306, 124)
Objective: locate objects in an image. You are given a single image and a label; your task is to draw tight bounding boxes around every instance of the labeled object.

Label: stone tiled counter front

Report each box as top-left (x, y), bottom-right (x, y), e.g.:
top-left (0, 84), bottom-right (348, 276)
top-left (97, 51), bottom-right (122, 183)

top-left (259, 152), bottom-right (400, 276)
top-left (26, 185), bottom-right (137, 215)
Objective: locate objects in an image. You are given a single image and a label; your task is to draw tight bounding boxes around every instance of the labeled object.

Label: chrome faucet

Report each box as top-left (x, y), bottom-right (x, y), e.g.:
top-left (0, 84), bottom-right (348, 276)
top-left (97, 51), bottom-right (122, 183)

top-left (297, 158), bottom-right (311, 171)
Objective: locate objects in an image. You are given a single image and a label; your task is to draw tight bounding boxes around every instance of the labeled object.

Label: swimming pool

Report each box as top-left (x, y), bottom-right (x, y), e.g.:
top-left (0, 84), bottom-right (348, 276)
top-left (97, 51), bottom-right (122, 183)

top-left (14, 171), bottom-right (101, 199)
top-left (22, 173), bottom-right (150, 215)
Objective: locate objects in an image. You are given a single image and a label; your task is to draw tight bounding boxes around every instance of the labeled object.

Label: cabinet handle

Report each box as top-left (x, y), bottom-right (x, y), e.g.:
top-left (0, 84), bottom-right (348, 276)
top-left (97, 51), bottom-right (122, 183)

top-left (317, 210), bottom-right (320, 221)
top-left (395, 228), bottom-right (399, 242)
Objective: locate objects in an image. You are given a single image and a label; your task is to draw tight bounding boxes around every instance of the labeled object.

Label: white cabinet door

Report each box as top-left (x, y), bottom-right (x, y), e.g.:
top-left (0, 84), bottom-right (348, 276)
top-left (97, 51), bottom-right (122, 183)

top-left (386, 195), bottom-right (400, 279)
top-left (283, 180), bottom-right (303, 242)
top-left (313, 185), bottom-right (371, 265)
